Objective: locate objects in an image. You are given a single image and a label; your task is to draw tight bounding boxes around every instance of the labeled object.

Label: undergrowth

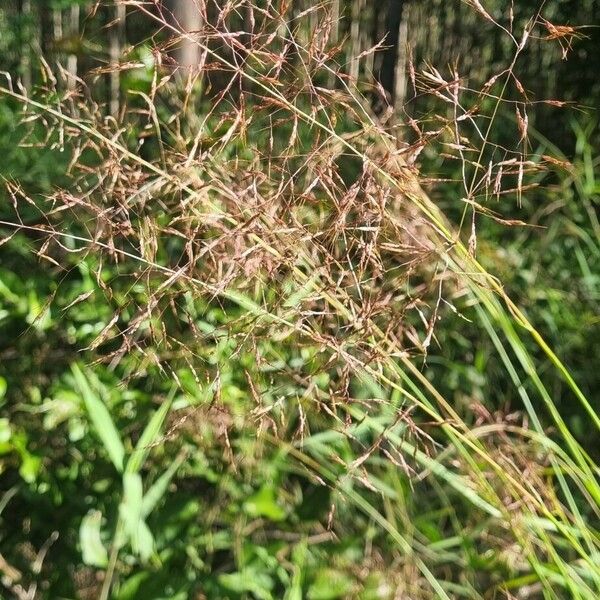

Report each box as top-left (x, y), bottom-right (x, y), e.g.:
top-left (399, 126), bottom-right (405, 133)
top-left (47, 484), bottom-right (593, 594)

top-left (0, 1), bottom-right (599, 599)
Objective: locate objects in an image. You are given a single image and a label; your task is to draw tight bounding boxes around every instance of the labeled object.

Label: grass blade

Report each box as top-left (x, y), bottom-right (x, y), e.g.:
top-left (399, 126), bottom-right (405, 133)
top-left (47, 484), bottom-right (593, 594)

top-left (71, 363), bottom-right (124, 473)
top-left (126, 387), bottom-right (175, 474)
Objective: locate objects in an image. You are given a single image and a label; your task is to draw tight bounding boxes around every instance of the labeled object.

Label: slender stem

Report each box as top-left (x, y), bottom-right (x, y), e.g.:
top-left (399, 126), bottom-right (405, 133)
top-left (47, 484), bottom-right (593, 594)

top-left (99, 515), bottom-right (122, 600)
top-left (99, 543), bottom-right (119, 600)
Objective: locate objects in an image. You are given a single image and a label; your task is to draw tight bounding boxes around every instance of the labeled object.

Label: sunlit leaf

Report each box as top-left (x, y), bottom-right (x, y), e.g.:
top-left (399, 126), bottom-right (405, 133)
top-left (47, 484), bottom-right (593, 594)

top-left (243, 485), bottom-right (286, 522)
top-left (71, 363), bottom-right (124, 472)
top-left (126, 389), bottom-right (174, 474)
top-left (80, 510), bottom-right (108, 568)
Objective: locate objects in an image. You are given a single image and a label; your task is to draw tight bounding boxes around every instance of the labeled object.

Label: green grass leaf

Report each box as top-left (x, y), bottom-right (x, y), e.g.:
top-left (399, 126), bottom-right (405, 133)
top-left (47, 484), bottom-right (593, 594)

top-left (120, 472), bottom-right (153, 558)
top-left (71, 363), bottom-right (125, 472)
top-left (80, 510), bottom-right (108, 568)
top-left (141, 452), bottom-right (186, 518)
top-left (126, 388), bottom-right (175, 474)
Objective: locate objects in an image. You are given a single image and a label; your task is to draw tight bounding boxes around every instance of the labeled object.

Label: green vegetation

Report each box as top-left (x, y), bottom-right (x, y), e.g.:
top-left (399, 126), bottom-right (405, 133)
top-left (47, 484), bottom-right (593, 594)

top-left (0, 1), bottom-right (599, 598)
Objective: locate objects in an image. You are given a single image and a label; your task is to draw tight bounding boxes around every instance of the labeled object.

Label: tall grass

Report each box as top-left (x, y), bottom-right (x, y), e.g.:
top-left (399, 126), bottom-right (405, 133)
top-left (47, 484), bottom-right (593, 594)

top-left (1, 1), bottom-right (598, 597)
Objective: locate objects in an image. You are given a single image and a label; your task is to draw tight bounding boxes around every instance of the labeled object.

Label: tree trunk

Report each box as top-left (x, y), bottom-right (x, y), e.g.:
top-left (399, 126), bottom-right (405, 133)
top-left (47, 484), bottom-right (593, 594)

top-left (19, 0), bottom-right (33, 89)
top-left (376, 0), bottom-right (406, 111)
top-left (171, 0), bottom-right (203, 73)
top-left (66, 3), bottom-right (79, 89)
top-left (40, 0), bottom-right (52, 56)
top-left (109, 2), bottom-right (126, 116)
top-left (349, 0), bottom-right (365, 82)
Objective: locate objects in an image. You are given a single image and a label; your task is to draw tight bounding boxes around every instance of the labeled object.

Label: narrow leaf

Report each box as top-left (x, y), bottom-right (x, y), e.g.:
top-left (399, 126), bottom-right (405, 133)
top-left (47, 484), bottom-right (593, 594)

top-left (141, 452), bottom-right (186, 518)
top-left (126, 388), bottom-right (175, 474)
top-left (120, 472), bottom-right (144, 555)
top-left (72, 363), bottom-right (124, 472)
